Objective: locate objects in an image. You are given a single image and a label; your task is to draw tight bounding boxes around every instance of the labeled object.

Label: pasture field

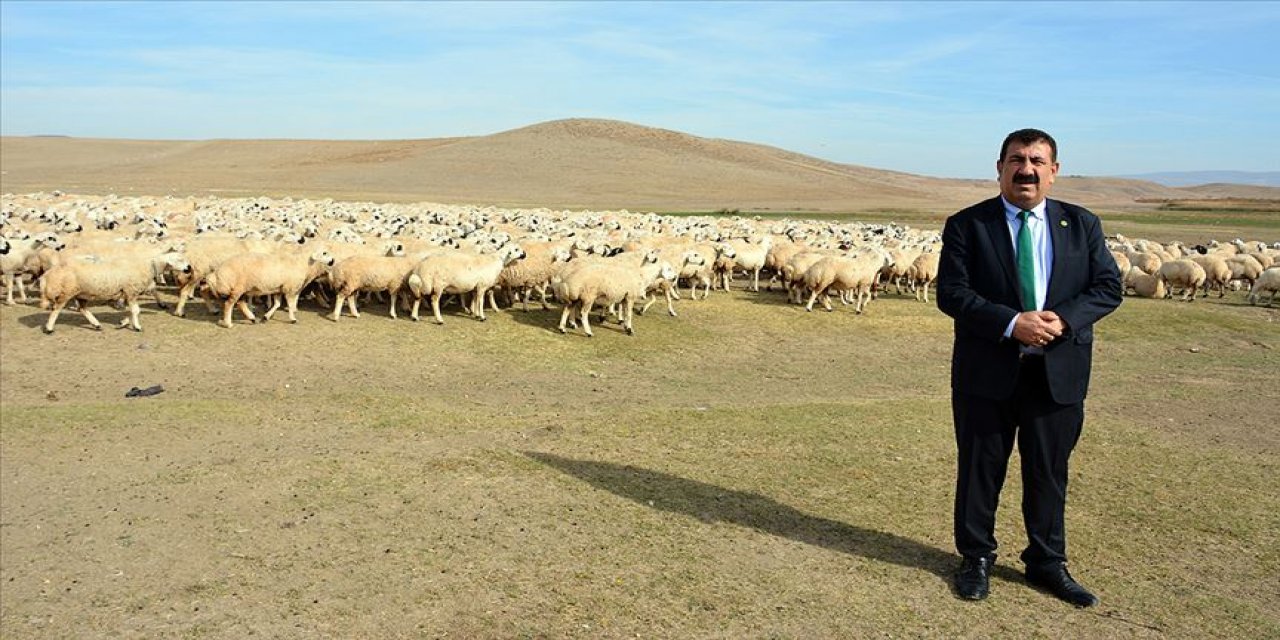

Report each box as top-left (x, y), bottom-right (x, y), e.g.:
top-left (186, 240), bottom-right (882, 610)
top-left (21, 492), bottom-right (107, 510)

top-left (1, 270), bottom-right (1277, 638)
top-left (666, 205), bottom-right (1277, 244)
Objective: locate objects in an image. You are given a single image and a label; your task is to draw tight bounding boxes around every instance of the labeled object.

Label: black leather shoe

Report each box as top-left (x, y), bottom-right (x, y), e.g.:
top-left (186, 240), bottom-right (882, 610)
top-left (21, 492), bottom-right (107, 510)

top-left (954, 554), bottom-right (995, 601)
top-left (1026, 563), bottom-right (1099, 608)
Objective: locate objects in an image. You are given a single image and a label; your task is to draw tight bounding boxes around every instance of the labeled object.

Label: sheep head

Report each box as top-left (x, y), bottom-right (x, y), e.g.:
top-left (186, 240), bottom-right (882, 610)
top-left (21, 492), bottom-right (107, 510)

top-left (310, 250), bottom-right (336, 267)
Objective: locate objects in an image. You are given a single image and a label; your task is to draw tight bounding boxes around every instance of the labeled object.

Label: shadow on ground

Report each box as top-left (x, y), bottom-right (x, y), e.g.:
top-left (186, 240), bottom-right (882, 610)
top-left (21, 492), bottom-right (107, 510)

top-left (524, 451), bottom-right (1023, 587)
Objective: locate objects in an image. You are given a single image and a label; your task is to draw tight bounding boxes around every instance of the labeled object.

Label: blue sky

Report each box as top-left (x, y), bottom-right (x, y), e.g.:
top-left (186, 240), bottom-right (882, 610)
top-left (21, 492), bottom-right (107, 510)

top-left (2, 1), bottom-right (1277, 178)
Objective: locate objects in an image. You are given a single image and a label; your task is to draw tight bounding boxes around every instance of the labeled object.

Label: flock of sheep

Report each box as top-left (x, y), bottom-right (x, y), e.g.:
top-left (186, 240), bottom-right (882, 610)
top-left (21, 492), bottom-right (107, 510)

top-left (1, 192), bottom-right (1278, 336)
top-left (1114, 235), bottom-right (1279, 304)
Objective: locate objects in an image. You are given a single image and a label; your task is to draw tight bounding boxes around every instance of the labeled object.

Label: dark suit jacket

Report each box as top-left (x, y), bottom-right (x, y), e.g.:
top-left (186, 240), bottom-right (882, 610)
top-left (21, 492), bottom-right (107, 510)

top-left (936, 196), bottom-right (1122, 405)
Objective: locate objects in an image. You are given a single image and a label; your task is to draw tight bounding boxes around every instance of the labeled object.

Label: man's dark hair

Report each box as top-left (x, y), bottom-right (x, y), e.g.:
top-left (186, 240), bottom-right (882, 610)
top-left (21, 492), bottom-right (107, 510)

top-left (1000, 128), bottom-right (1057, 162)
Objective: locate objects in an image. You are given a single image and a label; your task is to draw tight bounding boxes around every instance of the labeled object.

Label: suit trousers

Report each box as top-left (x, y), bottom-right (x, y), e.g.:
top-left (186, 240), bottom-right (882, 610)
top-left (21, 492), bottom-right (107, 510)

top-left (952, 354), bottom-right (1084, 568)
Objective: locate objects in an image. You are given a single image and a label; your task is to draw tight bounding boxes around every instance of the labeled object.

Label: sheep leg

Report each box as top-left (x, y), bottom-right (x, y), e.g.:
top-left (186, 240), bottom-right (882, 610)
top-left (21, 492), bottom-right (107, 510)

top-left (558, 302), bottom-right (573, 334)
top-left (639, 293), bottom-right (656, 316)
top-left (173, 280), bottom-right (194, 316)
top-left (665, 285), bottom-right (678, 317)
top-left (410, 295), bottom-right (422, 322)
top-left (285, 293), bottom-right (301, 323)
top-left (822, 292), bottom-right (834, 312)
top-left (42, 298), bottom-right (70, 333)
top-left (239, 300), bottom-right (258, 322)
top-left (388, 288), bottom-right (399, 319)
top-left (623, 294), bottom-right (635, 335)
top-left (78, 301), bottom-right (103, 331)
top-left (474, 288), bottom-right (489, 321)
top-left (567, 302), bottom-right (580, 329)
top-left (329, 293), bottom-right (345, 322)
top-left (125, 298), bottom-right (142, 331)
top-left (538, 285), bottom-right (551, 310)
top-left (219, 295), bottom-right (238, 328)
top-left (579, 301), bottom-right (594, 337)
top-left (149, 285), bottom-right (169, 311)
top-left (431, 292), bottom-right (445, 325)
top-left (4, 273), bottom-right (16, 305)
top-left (805, 289), bottom-right (820, 312)
top-left (263, 295), bottom-right (282, 323)
top-left (752, 267), bottom-right (761, 292)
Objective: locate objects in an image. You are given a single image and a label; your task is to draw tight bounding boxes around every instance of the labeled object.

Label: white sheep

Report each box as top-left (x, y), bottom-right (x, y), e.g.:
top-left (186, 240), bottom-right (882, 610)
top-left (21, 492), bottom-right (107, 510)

top-left (802, 248), bottom-right (890, 313)
top-left (204, 249), bottom-right (335, 327)
top-left (1126, 248), bottom-right (1163, 275)
top-left (782, 250), bottom-right (835, 304)
top-left (171, 236), bottom-right (270, 317)
top-left (1157, 259), bottom-right (1207, 302)
top-left (1124, 266), bottom-right (1166, 299)
top-left (764, 237), bottom-right (811, 291)
top-left (494, 240), bottom-right (573, 311)
top-left (908, 250), bottom-right (941, 303)
top-left (679, 242), bottom-right (735, 300)
top-left (733, 235), bottom-right (773, 291)
top-left (640, 250), bottom-right (705, 316)
top-left (2, 232), bottom-right (63, 304)
top-left (326, 254), bottom-right (423, 321)
top-left (878, 245), bottom-right (925, 298)
top-left (1188, 254), bottom-right (1232, 298)
top-left (406, 244), bottom-right (526, 324)
top-left (1110, 251), bottom-right (1132, 279)
top-left (551, 257), bottom-right (676, 336)
top-left (1225, 254), bottom-right (1265, 290)
top-left (41, 252), bottom-right (191, 333)
top-left (1247, 267), bottom-right (1279, 306)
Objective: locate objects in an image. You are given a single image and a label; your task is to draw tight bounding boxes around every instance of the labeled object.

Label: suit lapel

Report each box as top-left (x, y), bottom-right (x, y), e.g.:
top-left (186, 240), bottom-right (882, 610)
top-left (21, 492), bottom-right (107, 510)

top-left (1045, 199), bottom-right (1067, 303)
top-left (982, 198), bottom-right (1018, 291)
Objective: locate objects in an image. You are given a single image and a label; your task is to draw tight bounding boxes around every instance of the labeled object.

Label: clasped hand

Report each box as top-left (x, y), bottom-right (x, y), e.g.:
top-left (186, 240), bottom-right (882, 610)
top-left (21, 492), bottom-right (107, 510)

top-left (1012, 310), bottom-right (1065, 347)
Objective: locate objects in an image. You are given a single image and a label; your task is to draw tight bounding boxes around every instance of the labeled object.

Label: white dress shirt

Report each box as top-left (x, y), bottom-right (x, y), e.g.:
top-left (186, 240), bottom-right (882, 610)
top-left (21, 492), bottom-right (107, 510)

top-left (1001, 197), bottom-right (1054, 349)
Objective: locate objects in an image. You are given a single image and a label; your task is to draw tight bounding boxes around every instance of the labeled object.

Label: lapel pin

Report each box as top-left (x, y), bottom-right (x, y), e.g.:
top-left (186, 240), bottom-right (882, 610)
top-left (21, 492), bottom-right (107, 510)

top-left (1059, 220), bottom-right (1069, 227)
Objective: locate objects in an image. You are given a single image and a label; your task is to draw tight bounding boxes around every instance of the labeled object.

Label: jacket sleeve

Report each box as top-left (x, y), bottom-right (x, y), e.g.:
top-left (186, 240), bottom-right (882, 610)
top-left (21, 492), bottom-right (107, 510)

top-left (1050, 212), bottom-right (1122, 333)
top-left (936, 214), bottom-right (1020, 342)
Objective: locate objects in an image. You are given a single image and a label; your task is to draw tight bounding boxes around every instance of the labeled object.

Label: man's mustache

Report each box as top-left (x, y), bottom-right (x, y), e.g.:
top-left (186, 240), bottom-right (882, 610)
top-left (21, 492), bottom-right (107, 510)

top-left (1013, 173), bottom-right (1039, 185)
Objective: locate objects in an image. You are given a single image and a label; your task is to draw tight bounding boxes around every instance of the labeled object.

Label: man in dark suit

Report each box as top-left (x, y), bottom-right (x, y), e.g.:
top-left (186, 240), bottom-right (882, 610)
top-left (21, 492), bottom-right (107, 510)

top-left (936, 129), bottom-right (1122, 607)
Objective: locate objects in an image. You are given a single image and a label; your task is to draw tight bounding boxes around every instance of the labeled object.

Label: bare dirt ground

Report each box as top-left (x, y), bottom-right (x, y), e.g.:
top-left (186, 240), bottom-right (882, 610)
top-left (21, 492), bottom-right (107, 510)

top-left (2, 277), bottom-right (1278, 638)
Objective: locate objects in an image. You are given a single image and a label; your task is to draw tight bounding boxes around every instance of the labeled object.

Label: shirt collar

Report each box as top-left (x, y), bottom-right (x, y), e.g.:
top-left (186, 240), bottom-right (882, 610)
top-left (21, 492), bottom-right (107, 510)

top-left (1001, 196), bottom-right (1048, 221)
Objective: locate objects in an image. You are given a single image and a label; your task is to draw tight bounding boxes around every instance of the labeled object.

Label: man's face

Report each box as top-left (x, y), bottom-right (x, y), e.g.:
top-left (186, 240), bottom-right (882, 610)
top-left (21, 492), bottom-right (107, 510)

top-left (997, 140), bottom-right (1059, 210)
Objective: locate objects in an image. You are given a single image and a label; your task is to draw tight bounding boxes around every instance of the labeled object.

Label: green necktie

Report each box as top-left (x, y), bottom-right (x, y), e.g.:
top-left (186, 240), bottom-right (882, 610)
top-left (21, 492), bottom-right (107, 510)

top-left (1016, 209), bottom-right (1036, 311)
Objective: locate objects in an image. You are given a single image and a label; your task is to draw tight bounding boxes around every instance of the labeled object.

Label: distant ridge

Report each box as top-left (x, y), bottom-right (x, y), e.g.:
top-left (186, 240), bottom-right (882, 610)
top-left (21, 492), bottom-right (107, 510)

top-left (1120, 171), bottom-right (1280, 188)
top-left (1, 118), bottom-right (1275, 210)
